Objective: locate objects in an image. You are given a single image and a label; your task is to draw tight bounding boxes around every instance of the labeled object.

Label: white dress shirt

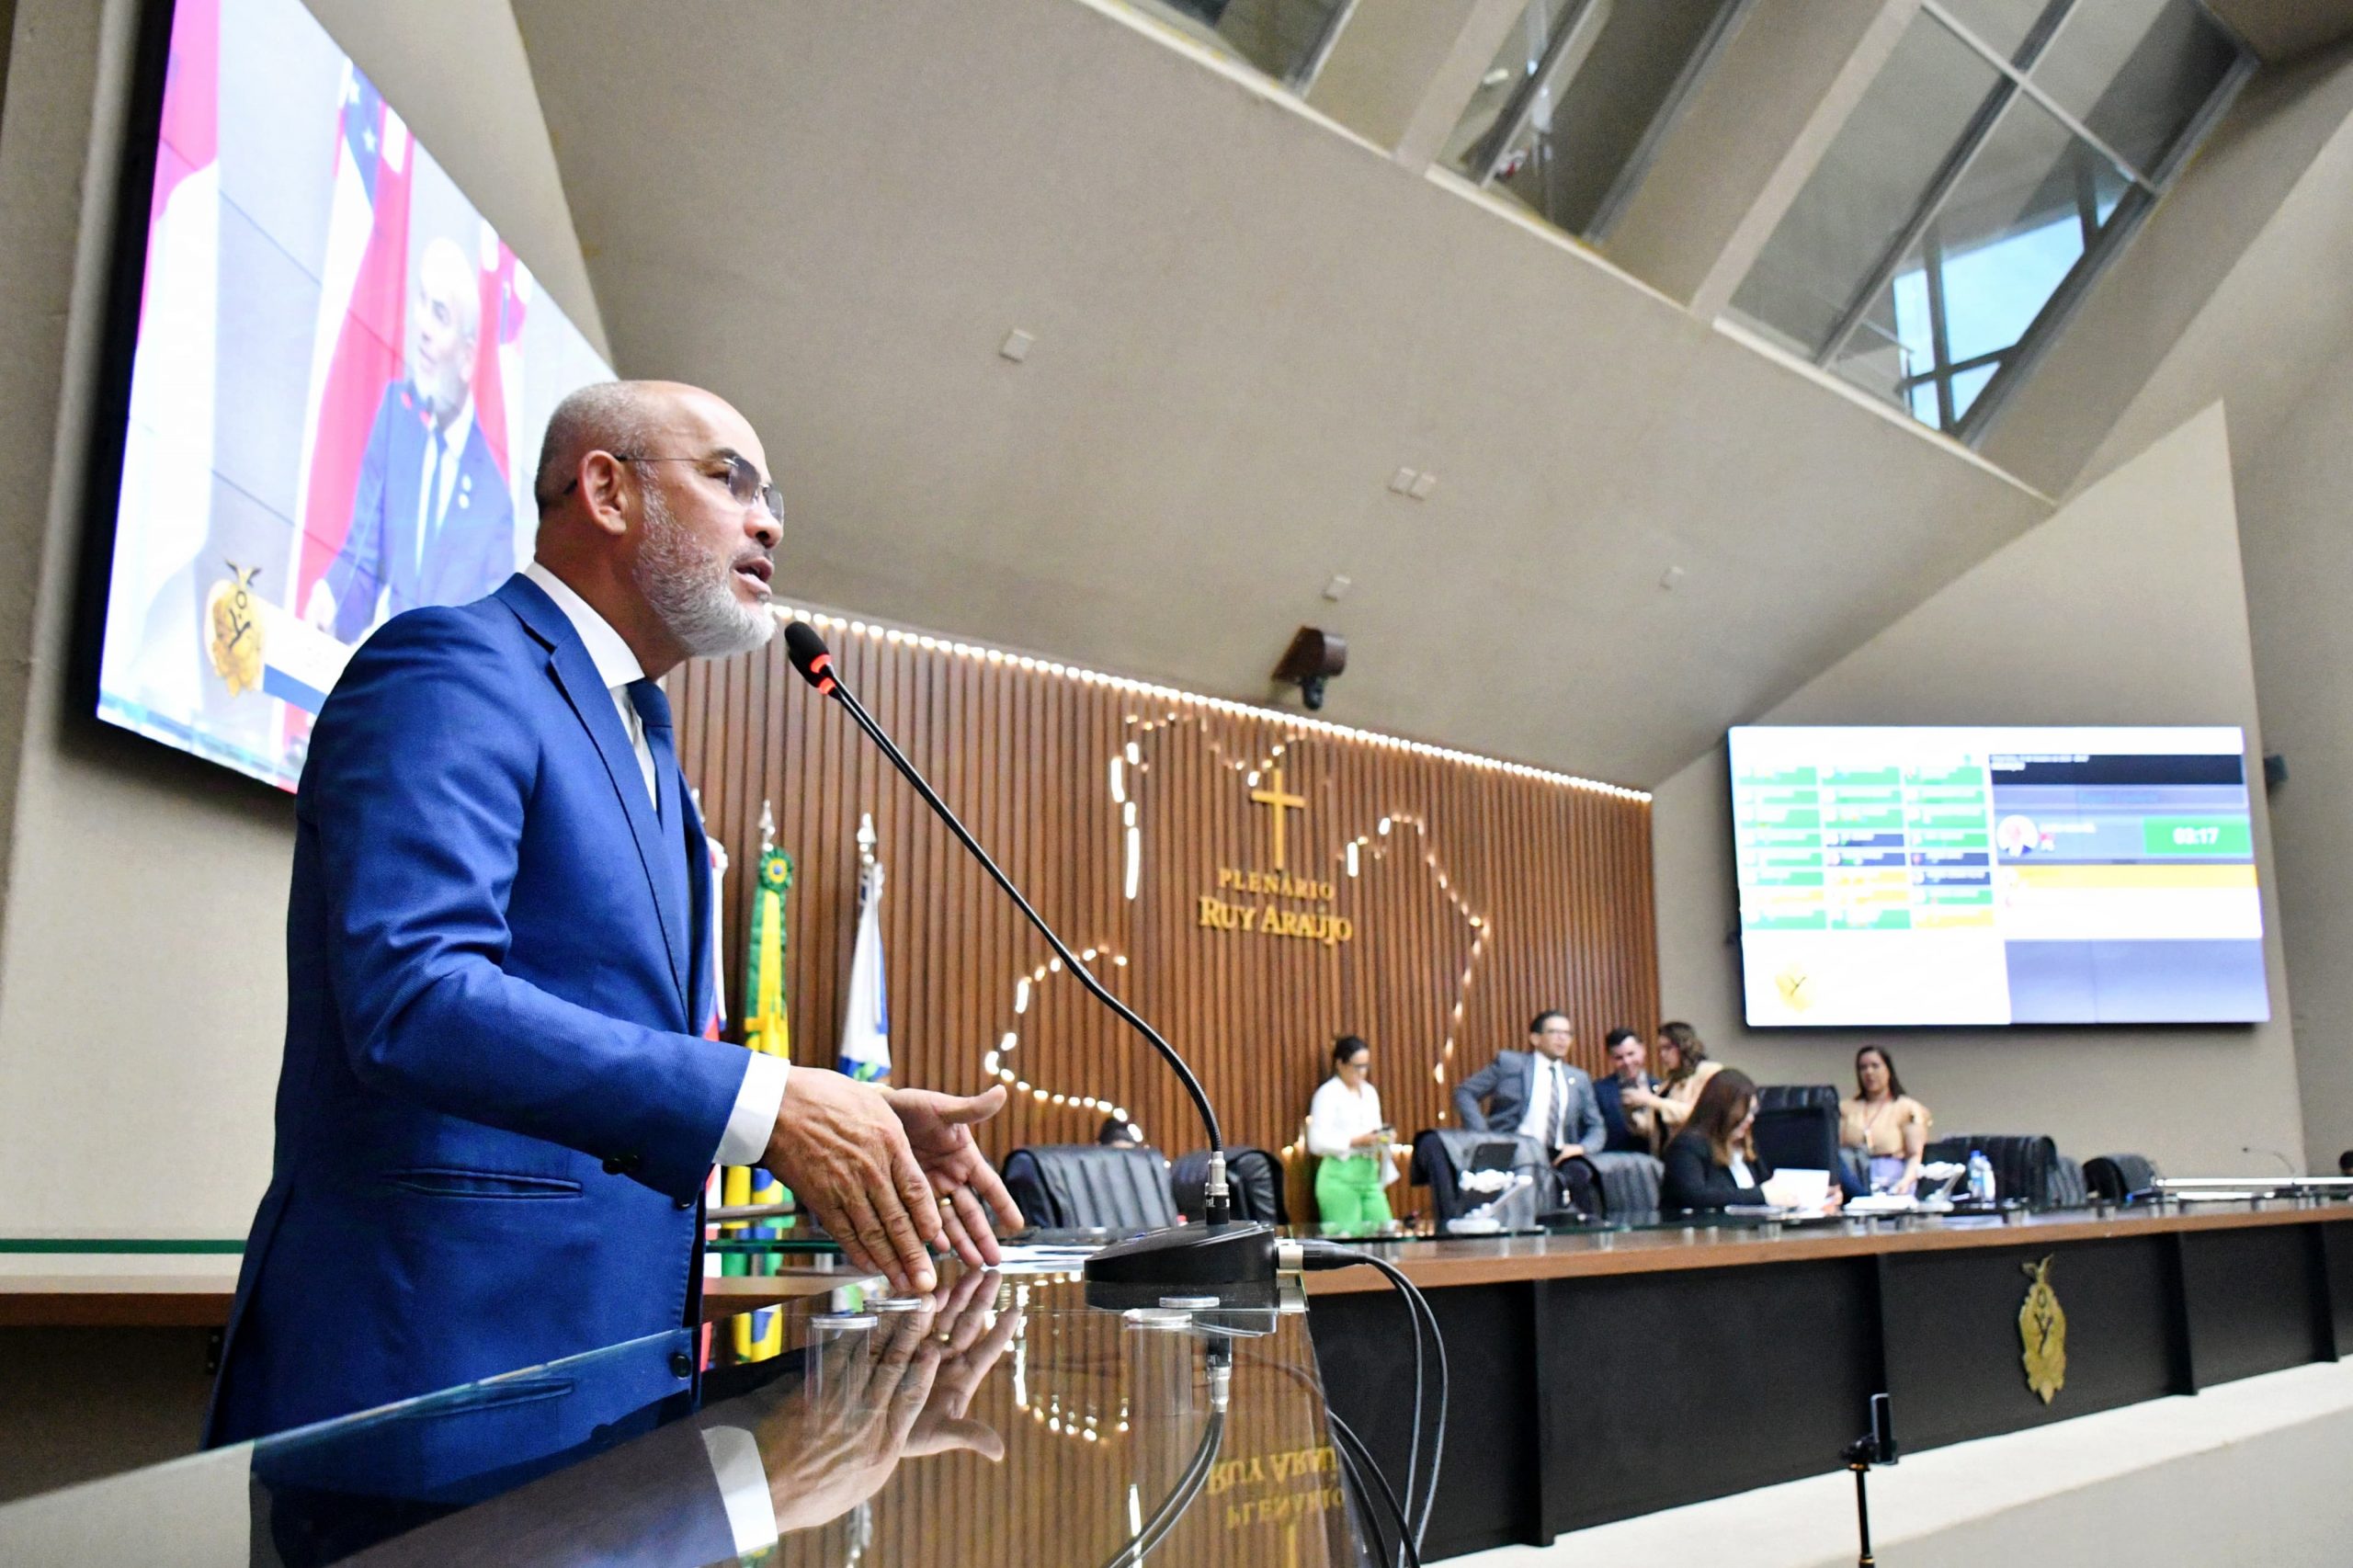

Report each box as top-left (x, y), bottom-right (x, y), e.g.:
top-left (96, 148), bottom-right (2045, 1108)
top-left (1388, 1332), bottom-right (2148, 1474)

top-left (699, 1425), bottom-right (781, 1556)
top-left (1306, 1075), bottom-right (1396, 1186)
top-left (522, 561), bottom-right (787, 1167)
top-left (1517, 1056), bottom-right (1573, 1148)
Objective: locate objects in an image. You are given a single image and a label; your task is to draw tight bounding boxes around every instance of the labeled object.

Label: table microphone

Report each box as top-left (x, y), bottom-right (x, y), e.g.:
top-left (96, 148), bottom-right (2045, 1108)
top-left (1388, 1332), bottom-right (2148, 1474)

top-left (782, 620), bottom-right (1279, 1302)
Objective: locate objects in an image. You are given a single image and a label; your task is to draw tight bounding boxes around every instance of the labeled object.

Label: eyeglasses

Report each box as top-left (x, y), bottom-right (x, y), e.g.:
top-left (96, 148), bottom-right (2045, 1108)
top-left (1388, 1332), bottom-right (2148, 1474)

top-left (564, 451), bottom-right (784, 523)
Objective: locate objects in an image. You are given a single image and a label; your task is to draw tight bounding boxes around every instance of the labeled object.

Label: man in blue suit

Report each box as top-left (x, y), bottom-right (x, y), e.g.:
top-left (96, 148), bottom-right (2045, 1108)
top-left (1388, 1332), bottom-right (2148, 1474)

top-left (1592, 1027), bottom-right (1661, 1153)
top-left (210, 380), bottom-right (1022, 1444)
top-left (307, 237), bottom-right (517, 644)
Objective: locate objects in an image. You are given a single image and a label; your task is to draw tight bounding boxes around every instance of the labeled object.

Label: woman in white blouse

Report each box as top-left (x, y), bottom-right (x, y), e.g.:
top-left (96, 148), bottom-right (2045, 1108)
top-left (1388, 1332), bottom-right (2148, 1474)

top-left (1307, 1035), bottom-right (1396, 1230)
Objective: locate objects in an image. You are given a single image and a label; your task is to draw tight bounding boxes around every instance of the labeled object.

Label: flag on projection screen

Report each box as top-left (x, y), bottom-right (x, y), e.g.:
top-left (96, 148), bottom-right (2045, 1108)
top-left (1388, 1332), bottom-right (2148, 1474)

top-left (289, 62), bottom-right (412, 618)
top-left (100, 0), bottom-right (218, 720)
top-left (472, 225), bottom-right (529, 483)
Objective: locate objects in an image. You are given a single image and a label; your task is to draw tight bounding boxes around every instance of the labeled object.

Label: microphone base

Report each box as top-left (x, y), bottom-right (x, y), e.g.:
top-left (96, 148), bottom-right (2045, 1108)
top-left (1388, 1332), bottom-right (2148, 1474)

top-left (1083, 1221), bottom-right (1279, 1311)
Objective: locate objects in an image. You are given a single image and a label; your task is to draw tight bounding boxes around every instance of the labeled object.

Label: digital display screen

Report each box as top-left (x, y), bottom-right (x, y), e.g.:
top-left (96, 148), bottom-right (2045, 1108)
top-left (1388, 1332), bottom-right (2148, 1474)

top-left (94, 0), bottom-right (614, 791)
top-left (1731, 726), bottom-right (2268, 1026)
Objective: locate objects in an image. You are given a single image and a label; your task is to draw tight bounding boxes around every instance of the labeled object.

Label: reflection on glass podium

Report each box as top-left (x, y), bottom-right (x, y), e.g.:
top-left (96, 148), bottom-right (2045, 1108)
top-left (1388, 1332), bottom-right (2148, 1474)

top-left (0, 1269), bottom-right (1357, 1567)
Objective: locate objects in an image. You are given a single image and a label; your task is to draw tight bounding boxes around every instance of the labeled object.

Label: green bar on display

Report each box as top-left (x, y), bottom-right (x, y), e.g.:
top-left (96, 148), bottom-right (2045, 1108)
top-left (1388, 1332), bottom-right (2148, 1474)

top-left (2142, 817), bottom-right (2252, 857)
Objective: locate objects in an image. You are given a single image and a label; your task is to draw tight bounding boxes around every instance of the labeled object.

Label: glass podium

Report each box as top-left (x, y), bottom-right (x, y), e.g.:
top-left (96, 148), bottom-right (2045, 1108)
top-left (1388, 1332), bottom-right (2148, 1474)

top-left (0, 1268), bottom-right (1358, 1566)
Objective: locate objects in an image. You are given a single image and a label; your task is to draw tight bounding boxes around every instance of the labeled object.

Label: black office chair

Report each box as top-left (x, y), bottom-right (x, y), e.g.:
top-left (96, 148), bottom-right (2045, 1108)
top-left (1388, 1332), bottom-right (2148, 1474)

top-left (1752, 1085), bottom-right (1842, 1177)
top-left (1756, 1084), bottom-right (1840, 1115)
top-left (1000, 1145), bottom-right (1176, 1230)
top-left (2051, 1155), bottom-right (2087, 1209)
top-left (2084, 1153), bottom-right (2162, 1202)
top-left (1588, 1152), bottom-right (1664, 1219)
top-left (1170, 1146), bottom-right (1289, 1224)
top-left (1924, 1133), bottom-right (2061, 1209)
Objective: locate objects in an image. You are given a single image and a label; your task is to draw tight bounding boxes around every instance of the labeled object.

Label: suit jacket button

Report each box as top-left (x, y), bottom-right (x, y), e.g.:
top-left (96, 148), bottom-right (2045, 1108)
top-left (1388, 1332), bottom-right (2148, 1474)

top-left (670, 1350), bottom-right (694, 1379)
top-left (675, 1194), bottom-right (694, 1210)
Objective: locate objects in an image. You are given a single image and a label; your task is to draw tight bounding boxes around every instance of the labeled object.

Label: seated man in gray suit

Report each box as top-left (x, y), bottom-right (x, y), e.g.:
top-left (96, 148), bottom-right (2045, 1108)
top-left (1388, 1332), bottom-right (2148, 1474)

top-left (1454, 1011), bottom-right (1607, 1212)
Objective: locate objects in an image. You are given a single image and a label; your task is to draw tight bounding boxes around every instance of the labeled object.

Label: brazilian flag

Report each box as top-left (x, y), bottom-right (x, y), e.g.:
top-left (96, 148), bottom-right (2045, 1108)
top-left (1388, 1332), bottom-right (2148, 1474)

top-left (724, 844), bottom-right (793, 1362)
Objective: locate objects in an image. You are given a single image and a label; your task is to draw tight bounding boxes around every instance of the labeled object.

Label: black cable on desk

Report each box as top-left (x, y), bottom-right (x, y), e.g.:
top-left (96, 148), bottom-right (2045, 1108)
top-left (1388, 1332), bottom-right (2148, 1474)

top-left (1328, 1412), bottom-right (1422, 1568)
top-left (1324, 1411), bottom-right (1394, 1566)
top-left (1296, 1243), bottom-right (1449, 1555)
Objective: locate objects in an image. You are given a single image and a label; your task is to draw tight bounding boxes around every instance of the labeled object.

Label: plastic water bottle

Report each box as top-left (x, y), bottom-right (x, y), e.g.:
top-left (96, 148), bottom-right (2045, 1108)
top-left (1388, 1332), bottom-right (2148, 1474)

top-left (1968, 1150), bottom-right (1996, 1204)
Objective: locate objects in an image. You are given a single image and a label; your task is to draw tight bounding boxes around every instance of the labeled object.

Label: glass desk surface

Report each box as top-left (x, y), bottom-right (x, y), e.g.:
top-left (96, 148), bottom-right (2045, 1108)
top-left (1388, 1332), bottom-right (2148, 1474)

top-left (0, 1270), bottom-right (1356, 1567)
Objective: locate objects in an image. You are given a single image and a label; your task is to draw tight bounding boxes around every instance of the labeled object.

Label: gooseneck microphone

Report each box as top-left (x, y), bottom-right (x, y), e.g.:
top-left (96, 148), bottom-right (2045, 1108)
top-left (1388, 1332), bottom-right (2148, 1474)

top-left (783, 622), bottom-right (1279, 1294)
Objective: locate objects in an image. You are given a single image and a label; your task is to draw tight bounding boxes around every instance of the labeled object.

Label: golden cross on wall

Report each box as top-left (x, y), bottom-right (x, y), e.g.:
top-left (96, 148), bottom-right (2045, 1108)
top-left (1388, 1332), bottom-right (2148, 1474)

top-left (1249, 767), bottom-right (1307, 869)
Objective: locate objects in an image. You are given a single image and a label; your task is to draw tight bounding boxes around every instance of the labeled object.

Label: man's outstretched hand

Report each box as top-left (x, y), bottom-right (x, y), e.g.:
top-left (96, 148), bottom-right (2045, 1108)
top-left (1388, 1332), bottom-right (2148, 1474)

top-left (888, 1085), bottom-right (1025, 1268)
top-left (764, 1068), bottom-right (944, 1294)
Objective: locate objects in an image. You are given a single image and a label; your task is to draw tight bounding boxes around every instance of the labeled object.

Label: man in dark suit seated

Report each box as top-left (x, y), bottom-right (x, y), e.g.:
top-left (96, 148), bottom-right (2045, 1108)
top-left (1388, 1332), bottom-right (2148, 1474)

top-left (1592, 1028), bottom-right (1660, 1154)
top-left (1453, 1010), bottom-right (1606, 1215)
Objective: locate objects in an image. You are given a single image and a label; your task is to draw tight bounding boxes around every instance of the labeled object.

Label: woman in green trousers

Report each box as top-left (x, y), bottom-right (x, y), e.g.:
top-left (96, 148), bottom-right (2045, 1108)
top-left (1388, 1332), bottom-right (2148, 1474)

top-left (1308, 1035), bottom-right (1396, 1231)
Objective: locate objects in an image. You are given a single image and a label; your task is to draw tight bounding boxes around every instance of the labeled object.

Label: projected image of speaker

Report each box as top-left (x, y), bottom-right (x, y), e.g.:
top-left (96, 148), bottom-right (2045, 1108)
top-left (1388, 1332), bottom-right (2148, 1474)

top-left (86, 0), bottom-right (616, 793)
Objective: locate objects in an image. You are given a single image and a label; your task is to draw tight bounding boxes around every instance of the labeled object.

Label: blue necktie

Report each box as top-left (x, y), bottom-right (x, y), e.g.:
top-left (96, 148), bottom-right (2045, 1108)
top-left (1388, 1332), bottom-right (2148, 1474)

top-left (626, 678), bottom-right (676, 824)
top-left (628, 678), bottom-right (692, 1014)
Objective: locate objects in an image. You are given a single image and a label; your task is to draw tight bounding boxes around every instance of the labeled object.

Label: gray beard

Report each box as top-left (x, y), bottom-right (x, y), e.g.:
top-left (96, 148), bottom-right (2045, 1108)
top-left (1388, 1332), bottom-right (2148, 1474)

top-left (632, 483), bottom-right (775, 659)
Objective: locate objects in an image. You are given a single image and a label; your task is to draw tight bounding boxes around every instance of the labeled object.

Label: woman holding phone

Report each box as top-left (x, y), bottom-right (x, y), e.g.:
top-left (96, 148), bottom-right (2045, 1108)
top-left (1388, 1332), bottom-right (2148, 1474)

top-left (1307, 1035), bottom-right (1396, 1231)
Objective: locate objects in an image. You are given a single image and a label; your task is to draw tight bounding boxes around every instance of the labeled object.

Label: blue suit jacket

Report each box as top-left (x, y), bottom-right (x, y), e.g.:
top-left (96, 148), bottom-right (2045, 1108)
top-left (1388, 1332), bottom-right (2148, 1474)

top-left (1594, 1074), bottom-right (1660, 1154)
top-left (322, 381), bottom-right (517, 642)
top-left (208, 574), bottom-right (748, 1445)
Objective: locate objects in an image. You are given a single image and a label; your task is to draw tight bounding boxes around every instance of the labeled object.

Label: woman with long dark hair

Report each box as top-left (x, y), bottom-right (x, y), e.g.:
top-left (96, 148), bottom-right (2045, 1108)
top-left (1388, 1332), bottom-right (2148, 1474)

top-left (1839, 1044), bottom-right (1932, 1194)
top-left (1660, 1067), bottom-right (1768, 1212)
top-left (1623, 1020), bottom-right (1719, 1153)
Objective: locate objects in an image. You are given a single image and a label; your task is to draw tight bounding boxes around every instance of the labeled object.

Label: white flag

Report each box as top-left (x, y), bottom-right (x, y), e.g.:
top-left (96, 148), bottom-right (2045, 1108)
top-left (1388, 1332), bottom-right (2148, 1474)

top-left (838, 862), bottom-right (891, 1083)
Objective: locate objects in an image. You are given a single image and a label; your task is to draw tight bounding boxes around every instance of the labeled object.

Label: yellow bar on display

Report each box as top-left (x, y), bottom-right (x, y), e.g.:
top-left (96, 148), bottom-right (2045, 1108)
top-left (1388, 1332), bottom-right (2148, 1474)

top-left (2008, 864), bottom-right (2255, 890)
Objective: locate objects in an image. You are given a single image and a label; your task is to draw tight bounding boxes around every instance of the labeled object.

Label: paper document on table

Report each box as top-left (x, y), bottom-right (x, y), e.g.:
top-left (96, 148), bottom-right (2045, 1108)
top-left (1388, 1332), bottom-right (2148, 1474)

top-left (1760, 1169), bottom-right (1831, 1210)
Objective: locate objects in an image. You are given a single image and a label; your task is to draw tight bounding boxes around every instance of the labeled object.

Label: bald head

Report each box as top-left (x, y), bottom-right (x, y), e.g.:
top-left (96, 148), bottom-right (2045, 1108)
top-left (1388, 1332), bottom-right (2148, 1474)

top-left (529, 380), bottom-right (779, 678)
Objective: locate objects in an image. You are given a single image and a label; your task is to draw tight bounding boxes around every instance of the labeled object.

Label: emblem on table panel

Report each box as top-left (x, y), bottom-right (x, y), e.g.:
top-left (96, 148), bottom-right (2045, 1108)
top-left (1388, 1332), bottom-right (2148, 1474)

top-left (2019, 1254), bottom-right (2066, 1403)
top-left (206, 563), bottom-right (265, 697)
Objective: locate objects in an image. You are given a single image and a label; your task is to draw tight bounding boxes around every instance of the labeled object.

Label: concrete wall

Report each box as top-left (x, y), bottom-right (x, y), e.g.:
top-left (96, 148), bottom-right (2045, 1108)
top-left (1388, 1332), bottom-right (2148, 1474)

top-left (0, 0), bottom-right (603, 1239)
top-left (2237, 344), bottom-right (2353, 1172)
top-left (1652, 405), bottom-right (2304, 1175)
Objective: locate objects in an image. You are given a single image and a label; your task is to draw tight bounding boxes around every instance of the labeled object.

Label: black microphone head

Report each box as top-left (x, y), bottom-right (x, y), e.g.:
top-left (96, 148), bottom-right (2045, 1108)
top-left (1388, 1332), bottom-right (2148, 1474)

top-left (783, 620), bottom-right (835, 694)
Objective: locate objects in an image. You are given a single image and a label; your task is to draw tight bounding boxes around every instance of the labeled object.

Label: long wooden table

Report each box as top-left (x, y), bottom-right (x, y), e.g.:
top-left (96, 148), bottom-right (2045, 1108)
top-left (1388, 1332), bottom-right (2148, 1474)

top-left (1305, 1201), bottom-right (2353, 1561)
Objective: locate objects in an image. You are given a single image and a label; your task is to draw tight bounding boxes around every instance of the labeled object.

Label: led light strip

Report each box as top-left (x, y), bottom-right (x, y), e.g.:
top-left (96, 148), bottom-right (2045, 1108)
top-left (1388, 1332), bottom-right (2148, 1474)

top-left (767, 603), bottom-right (1650, 801)
top-left (984, 945), bottom-right (1143, 1143)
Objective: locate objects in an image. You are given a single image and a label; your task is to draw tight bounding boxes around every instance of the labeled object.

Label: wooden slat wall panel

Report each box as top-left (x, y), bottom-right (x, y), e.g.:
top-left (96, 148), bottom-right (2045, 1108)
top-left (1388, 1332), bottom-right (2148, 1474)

top-left (675, 621), bottom-right (1657, 1166)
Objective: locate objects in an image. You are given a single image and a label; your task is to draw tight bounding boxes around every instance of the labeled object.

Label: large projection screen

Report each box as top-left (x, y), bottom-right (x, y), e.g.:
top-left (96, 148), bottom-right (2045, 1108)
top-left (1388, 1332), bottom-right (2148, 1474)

top-left (1731, 726), bottom-right (2269, 1027)
top-left (90, 0), bottom-right (615, 792)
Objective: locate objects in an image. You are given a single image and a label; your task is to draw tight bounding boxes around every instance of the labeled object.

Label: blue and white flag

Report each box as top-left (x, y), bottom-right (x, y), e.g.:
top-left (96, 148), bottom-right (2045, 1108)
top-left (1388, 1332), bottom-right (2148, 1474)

top-left (838, 861), bottom-right (891, 1083)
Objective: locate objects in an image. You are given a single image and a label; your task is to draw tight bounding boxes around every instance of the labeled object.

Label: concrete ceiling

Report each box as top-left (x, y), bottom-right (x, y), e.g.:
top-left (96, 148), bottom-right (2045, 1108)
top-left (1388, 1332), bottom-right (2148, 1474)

top-left (2209, 0), bottom-right (2353, 64)
top-left (509, 0), bottom-right (2051, 789)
